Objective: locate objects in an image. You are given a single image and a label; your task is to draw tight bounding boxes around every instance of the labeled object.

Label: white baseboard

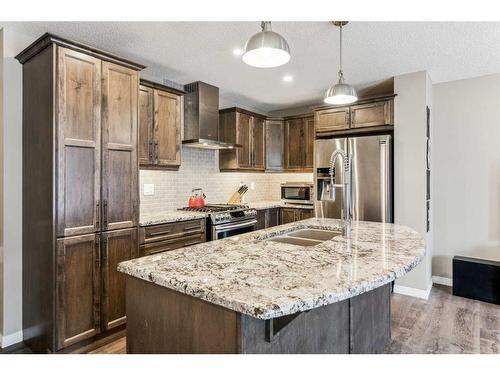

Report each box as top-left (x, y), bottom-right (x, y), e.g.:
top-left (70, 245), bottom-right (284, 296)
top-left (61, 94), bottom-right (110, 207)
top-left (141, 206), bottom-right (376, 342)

top-left (394, 281), bottom-right (433, 300)
top-left (432, 275), bottom-right (453, 286)
top-left (1, 330), bottom-right (23, 348)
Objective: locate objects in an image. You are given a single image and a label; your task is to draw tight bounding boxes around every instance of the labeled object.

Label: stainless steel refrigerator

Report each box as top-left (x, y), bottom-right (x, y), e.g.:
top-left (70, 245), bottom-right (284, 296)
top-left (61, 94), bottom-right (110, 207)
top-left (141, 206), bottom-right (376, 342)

top-left (314, 134), bottom-right (393, 223)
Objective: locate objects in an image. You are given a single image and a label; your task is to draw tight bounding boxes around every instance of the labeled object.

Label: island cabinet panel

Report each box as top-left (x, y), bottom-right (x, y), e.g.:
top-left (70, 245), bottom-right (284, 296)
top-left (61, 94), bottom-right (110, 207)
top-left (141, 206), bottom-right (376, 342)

top-left (56, 47), bottom-right (102, 238)
top-left (281, 207), bottom-right (297, 224)
top-left (125, 276), bottom-right (392, 354)
top-left (56, 234), bottom-right (101, 350)
top-left (126, 276), bottom-right (239, 354)
top-left (256, 208), bottom-right (282, 230)
top-left (255, 209), bottom-right (267, 230)
top-left (101, 228), bottom-right (138, 331)
top-left (268, 208), bottom-right (280, 227)
top-left (101, 62), bottom-right (138, 231)
top-left (349, 283), bottom-right (391, 354)
top-left (265, 119), bottom-right (284, 171)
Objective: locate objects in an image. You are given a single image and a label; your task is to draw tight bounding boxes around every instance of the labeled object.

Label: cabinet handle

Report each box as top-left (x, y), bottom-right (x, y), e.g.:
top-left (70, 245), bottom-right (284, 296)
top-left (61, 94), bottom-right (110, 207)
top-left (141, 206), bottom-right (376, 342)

top-left (351, 111), bottom-right (355, 125)
top-left (148, 141), bottom-right (153, 162)
top-left (102, 237), bottom-right (108, 263)
top-left (95, 200), bottom-right (100, 229)
top-left (183, 225), bottom-right (201, 231)
top-left (345, 112), bottom-right (350, 126)
top-left (148, 229), bottom-right (172, 237)
top-left (95, 236), bottom-right (101, 268)
top-left (154, 141), bottom-right (159, 163)
top-left (103, 200), bottom-right (108, 228)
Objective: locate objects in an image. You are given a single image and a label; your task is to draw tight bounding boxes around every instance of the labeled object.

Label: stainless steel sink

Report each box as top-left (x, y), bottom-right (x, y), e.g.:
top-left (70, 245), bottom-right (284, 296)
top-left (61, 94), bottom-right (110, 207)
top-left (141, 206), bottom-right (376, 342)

top-left (267, 229), bottom-right (342, 247)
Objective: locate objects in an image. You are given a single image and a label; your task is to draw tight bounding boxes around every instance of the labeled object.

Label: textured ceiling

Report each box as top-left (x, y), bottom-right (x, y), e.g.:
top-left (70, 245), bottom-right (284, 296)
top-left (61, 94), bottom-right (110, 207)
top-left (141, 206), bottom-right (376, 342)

top-left (4, 22), bottom-right (500, 113)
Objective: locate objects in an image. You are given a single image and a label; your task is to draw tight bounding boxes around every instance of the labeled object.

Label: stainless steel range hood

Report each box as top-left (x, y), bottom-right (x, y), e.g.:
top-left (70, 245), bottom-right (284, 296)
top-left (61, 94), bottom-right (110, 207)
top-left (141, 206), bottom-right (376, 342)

top-left (183, 81), bottom-right (241, 150)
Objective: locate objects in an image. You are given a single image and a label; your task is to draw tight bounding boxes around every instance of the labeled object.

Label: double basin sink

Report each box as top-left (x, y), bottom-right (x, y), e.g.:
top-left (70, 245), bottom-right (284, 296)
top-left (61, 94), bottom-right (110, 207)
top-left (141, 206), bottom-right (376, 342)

top-left (267, 228), bottom-right (342, 247)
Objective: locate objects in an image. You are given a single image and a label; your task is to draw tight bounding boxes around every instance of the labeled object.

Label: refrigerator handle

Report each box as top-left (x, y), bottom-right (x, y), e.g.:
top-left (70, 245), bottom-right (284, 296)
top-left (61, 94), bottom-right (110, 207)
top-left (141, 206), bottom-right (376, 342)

top-left (379, 138), bottom-right (391, 223)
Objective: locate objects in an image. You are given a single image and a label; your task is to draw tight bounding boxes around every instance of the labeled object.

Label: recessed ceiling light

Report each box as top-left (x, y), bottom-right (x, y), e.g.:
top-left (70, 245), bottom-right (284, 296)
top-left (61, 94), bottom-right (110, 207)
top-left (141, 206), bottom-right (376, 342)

top-left (233, 48), bottom-right (244, 56)
top-left (283, 75), bottom-right (293, 82)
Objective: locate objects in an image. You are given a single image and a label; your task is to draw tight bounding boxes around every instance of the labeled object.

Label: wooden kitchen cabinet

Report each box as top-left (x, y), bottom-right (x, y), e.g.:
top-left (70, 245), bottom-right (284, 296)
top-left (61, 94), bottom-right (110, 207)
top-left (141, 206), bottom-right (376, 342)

top-left (101, 228), bottom-right (139, 331)
top-left (314, 107), bottom-right (350, 133)
top-left (281, 207), bottom-right (314, 224)
top-left (314, 96), bottom-right (394, 135)
top-left (350, 99), bottom-right (393, 128)
top-left (18, 34), bottom-right (144, 353)
top-left (255, 207), bottom-right (282, 230)
top-left (56, 234), bottom-right (101, 350)
top-left (102, 62), bottom-right (139, 231)
top-left (265, 118), bottom-right (284, 171)
top-left (219, 108), bottom-right (266, 171)
top-left (139, 79), bottom-right (183, 169)
top-left (284, 114), bottom-right (314, 172)
top-left (139, 219), bottom-right (206, 257)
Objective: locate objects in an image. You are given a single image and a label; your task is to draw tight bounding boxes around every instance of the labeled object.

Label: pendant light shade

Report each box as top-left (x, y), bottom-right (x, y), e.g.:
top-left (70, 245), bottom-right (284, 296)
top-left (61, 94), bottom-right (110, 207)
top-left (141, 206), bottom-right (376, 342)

top-left (242, 21), bottom-right (291, 68)
top-left (324, 21), bottom-right (358, 105)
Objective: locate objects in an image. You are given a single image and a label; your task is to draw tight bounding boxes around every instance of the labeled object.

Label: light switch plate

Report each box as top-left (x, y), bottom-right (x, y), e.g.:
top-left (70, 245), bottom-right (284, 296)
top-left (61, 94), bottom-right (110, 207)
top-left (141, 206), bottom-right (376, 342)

top-left (143, 183), bottom-right (155, 196)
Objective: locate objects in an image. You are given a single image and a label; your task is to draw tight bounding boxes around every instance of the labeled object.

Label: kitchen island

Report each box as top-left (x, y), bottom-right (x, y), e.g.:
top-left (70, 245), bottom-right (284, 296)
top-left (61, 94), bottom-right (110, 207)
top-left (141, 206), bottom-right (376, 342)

top-left (118, 218), bottom-right (425, 354)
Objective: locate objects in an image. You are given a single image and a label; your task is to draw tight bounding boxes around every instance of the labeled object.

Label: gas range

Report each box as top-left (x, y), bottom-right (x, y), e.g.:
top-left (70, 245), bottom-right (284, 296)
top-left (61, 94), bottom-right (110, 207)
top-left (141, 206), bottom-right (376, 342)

top-left (178, 204), bottom-right (258, 240)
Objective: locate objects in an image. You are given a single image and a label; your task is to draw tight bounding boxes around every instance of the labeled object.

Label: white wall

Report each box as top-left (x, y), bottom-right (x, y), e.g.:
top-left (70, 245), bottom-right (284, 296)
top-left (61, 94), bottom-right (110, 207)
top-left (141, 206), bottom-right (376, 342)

top-left (432, 74), bottom-right (500, 278)
top-left (394, 71), bottom-right (433, 295)
top-left (0, 28), bottom-right (4, 343)
top-left (1, 27), bottom-right (33, 347)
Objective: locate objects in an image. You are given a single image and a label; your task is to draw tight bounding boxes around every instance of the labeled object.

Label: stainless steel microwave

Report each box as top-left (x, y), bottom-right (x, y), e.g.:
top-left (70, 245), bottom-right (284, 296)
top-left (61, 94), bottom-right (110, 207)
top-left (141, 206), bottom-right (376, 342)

top-left (281, 182), bottom-right (314, 205)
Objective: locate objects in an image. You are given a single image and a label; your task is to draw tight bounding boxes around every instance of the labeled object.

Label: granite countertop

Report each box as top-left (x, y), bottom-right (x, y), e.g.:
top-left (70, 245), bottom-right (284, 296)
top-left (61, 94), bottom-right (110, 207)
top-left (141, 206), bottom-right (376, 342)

top-left (247, 200), bottom-right (314, 210)
top-left (119, 218), bottom-right (425, 319)
top-left (140, 210), bottom-right (207, 226)
top-left (140, 201), bottom-right (311, 226)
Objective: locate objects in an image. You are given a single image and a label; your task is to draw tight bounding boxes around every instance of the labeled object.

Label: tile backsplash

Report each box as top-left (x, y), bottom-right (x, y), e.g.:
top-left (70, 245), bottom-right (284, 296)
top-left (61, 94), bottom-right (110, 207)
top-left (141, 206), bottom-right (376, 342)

top-left (140, 147), bottom-right (312, 214)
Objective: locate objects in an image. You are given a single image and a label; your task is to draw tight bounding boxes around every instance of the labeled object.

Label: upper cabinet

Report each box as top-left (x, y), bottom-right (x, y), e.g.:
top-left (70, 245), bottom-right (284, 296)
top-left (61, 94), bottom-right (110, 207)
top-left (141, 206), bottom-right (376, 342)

top-left (219, 108), bottom-right (266, 172)
top-left (139, 80), bottom-right (183, 169)
top-left (284, 114), bottom-right (314, 172)
top-left (265, 118), bottom-right (285, 171)
top-left (315, 96), bottom-right (394, 135)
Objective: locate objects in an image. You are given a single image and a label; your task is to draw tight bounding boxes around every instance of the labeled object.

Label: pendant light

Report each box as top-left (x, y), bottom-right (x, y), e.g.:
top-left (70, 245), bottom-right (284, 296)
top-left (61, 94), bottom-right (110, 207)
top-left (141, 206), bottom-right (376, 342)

top-left (324, 21), bottom-right (358, 105)
top-left (242, 21), bottom-right (291, 68)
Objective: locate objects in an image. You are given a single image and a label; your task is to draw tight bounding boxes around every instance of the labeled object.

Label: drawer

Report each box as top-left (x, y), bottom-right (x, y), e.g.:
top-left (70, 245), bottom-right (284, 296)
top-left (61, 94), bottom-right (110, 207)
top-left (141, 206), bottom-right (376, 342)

top-left (139, 232), bottom-right (206, 257)
top-left (140, 219), bottom-right (205, 244)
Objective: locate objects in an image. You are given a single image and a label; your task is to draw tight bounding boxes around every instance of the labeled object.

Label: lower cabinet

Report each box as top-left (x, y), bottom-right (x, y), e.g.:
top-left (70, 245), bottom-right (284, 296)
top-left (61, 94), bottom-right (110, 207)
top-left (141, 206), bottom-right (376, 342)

top-left (255, 208), bottom-right (283, 230)
top-left (55, 228), bottom-right (138, 350)
top-left (281, 207), bottom-right (314, 224)
top-left (139, 219), bottom-right (206, 257)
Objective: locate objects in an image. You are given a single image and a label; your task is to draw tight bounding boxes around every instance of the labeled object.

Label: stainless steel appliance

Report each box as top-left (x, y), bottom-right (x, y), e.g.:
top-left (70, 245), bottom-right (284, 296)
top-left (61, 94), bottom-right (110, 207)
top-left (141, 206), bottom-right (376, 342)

top-left (182, 82), bottom-right (242, 150)
top-left (179, 204), bottom-right (257, 240)
top-left (281, 182), bottom-right (314, 205)
top-left (314, 134), bottom-right (392, 223)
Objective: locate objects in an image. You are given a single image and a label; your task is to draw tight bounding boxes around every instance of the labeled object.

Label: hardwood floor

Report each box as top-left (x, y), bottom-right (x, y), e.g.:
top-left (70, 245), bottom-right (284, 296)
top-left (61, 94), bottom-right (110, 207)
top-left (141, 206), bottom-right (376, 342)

top-left (386, 284), bottom-right (500, 354)
top-left (5, 285), bottom-right (499, 354)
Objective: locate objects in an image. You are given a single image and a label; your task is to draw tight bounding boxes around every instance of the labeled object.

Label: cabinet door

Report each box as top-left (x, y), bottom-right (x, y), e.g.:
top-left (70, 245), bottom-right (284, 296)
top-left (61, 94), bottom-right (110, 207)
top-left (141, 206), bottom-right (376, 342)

top-left (56, 47), bottom-right (101, 237)
top-left (299, 209), bottom-right (314, 220)
top-left (256, 209), bottom-right (267, 230)
top-left (154, 89), bottom-right (182, 167)
top-left (304, 117), bottom-right (315, 170)
top-left (101, 228), bottom-right (138, 331)
top-left (252, 117), bottom-right (265, 170)
top-left (138, 85), bottom-right (154, 166)
top-left (285, 119), bottom-right (305, 170)
top-left (314, 108), bottom-right (350, 133)
top-left (268, 208), bottom-right (280, 227)
top-left (265, 120), bottom-right (284, 171)
top-left (56, 234), bottom-right (101, 350)
top-left (236, 112), bottom-right (252, 168)
top-left (281, 208), bottom-right (297, 224)
top-left (351, 100), bottom-right (393, 128)
top-left (101, 62), bottom-right (138, 231)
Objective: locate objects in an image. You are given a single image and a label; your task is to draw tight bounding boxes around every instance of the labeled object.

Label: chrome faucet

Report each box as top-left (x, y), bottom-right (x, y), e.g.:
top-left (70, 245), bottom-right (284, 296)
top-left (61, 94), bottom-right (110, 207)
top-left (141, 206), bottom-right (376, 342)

top-left (329, 149), bottom-right (352, 238)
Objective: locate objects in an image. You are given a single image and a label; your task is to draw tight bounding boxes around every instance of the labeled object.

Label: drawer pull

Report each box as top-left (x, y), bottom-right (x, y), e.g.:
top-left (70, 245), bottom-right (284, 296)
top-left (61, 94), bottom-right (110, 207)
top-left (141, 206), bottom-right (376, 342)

top-left (147, 229), bottom-right (172, 237)
top-left (183, 225), bottom-right (201, 231)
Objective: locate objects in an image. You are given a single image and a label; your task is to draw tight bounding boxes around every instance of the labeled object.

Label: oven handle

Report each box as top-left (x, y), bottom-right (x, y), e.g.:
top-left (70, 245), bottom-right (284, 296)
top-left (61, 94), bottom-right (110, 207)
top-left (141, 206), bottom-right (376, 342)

top-left (214, 219), bottom-right (258, 233)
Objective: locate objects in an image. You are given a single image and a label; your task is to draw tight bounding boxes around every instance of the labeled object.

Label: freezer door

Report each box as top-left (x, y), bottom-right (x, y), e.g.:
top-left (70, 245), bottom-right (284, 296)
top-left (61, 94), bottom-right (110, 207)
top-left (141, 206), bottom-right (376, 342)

top-left (313, 138), bottom-right (348, 219)
top-left (348, 135), bottom-right (392, 223)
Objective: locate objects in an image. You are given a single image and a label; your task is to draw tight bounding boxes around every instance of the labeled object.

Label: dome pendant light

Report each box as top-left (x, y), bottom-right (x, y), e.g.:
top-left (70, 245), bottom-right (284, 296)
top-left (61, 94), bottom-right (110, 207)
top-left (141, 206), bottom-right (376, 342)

top-left (242, 21), bottom-right (291, 68)
top-left (324, 21), bottom-right (358, 105)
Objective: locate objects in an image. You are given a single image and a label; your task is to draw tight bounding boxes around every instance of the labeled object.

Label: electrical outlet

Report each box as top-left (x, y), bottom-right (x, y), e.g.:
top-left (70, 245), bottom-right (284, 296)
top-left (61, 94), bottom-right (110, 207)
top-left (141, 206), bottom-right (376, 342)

top-left (250, 181), bottom-right (255, 190)
top-left (143, 184), bottom-right (155, 196)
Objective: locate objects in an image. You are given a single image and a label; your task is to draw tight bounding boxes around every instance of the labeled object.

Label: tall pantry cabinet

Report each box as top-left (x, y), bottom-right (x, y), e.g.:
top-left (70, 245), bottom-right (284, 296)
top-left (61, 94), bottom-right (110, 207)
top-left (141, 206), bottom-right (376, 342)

top-left (16, 34), bottom-right (144, 353)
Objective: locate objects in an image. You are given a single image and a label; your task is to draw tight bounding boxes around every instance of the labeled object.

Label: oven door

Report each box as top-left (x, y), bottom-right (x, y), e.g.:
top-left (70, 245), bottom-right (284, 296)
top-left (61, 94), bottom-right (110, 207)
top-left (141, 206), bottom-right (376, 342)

top-left (212, 219), bottom-right (258, 240)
